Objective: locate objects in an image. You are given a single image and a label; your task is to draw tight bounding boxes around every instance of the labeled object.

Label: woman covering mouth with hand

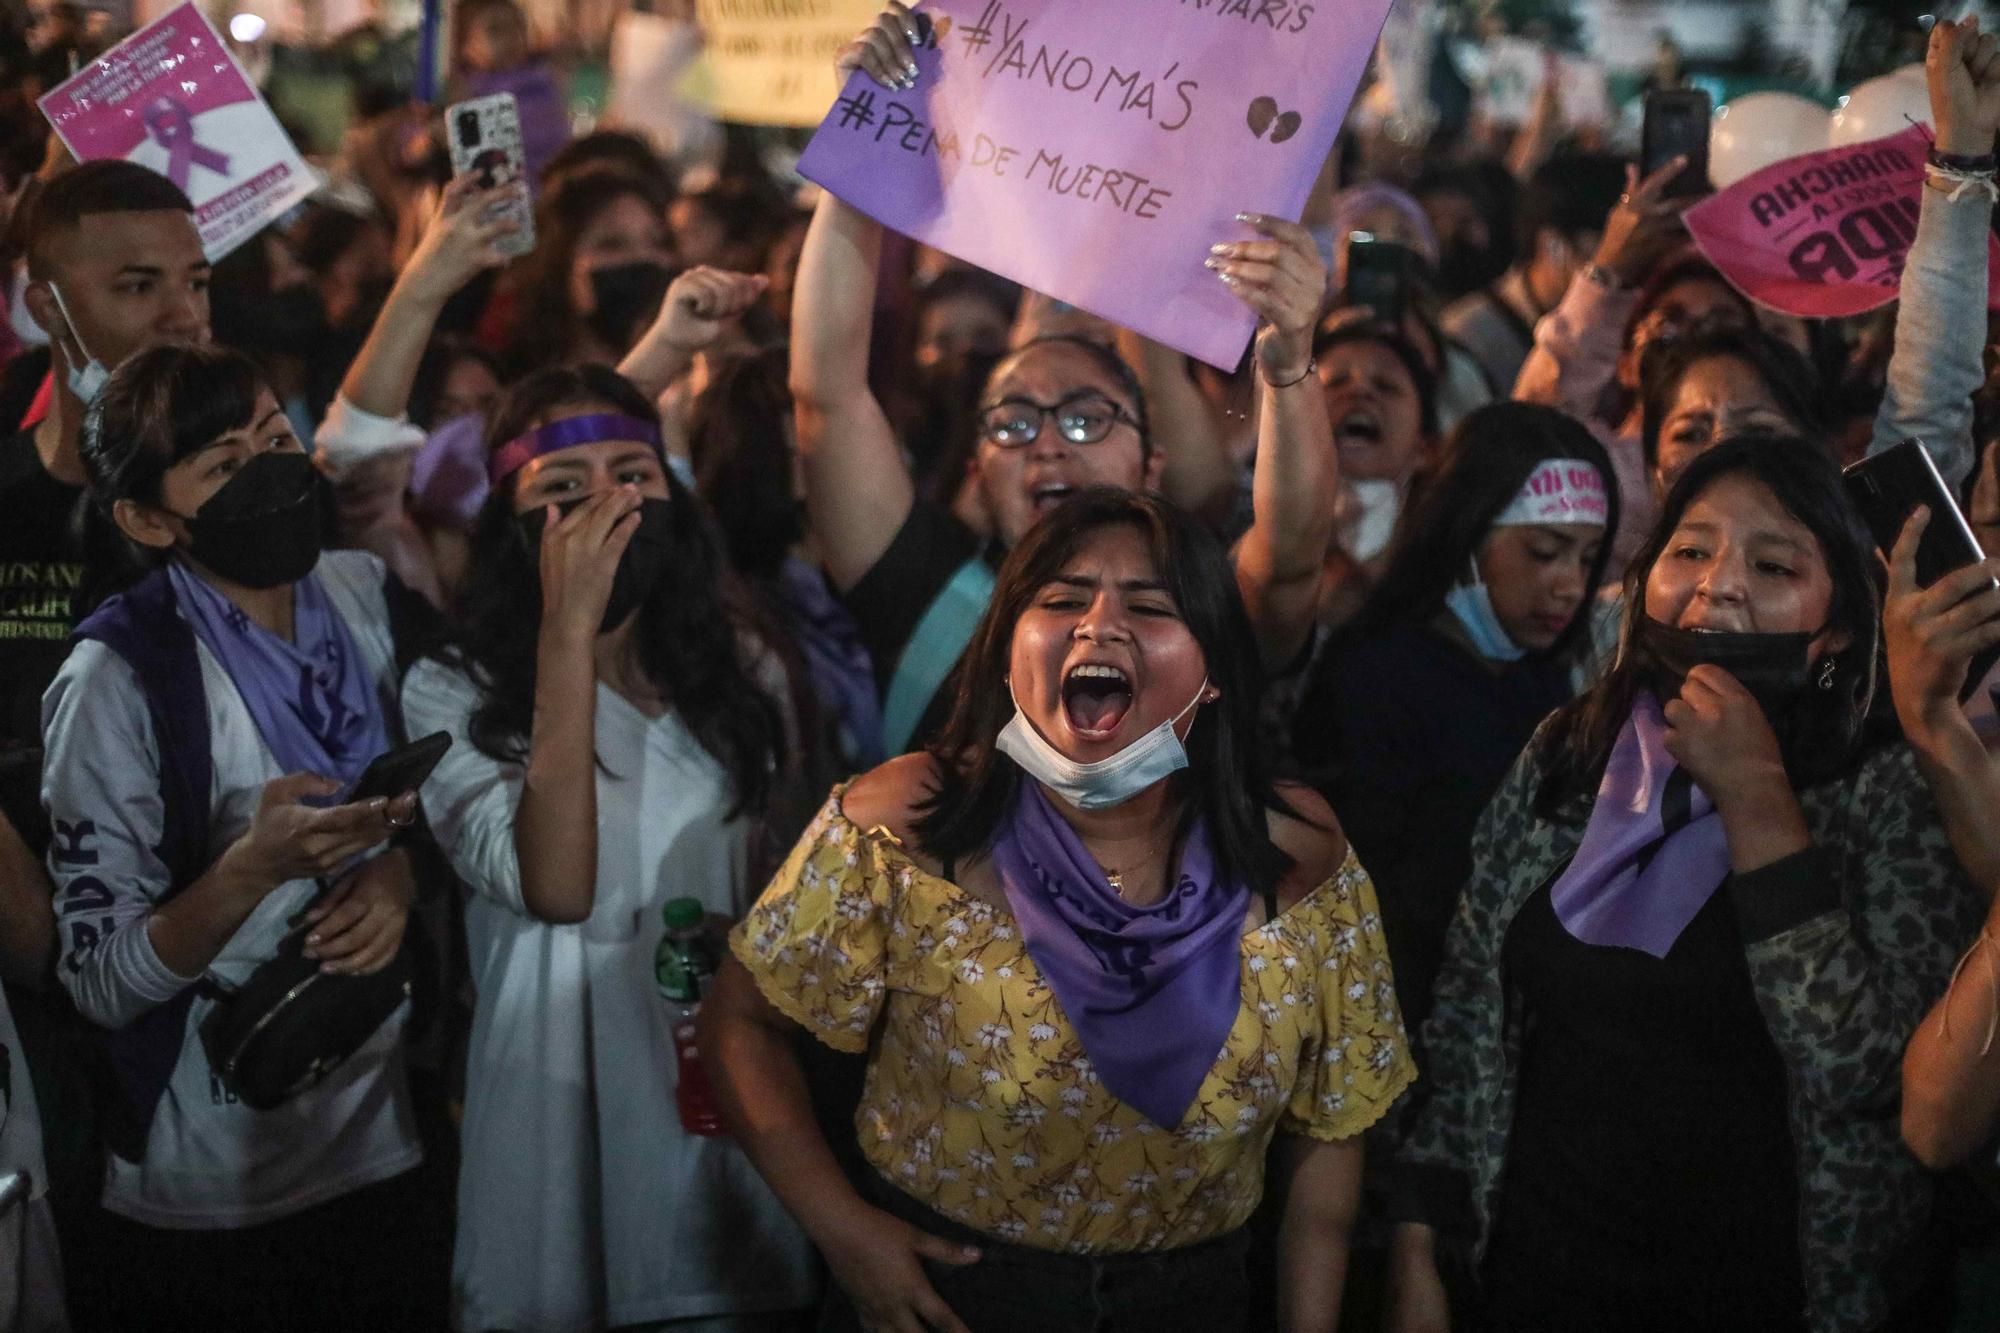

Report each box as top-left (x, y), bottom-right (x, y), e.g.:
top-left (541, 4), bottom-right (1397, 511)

top-left (1383, 436), bottom-right (1981, 1333)
top-left (701, 489), bottom-right (1414, 1333)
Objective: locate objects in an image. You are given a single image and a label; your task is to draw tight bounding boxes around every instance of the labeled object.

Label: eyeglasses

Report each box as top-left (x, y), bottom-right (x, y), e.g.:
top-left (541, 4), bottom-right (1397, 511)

top-left (975, 392), bottom-right (1141, 449)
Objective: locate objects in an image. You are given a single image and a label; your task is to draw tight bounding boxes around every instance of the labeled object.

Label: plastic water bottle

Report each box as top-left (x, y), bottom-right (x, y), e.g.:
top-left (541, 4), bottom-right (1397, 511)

top-left (656, 897), bottom-right (727, 1136)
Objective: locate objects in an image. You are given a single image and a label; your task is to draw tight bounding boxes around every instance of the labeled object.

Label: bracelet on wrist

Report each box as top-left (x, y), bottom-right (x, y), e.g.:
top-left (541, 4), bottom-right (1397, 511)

top-left (1259, 357), bottom-right (1316, 389)
top-left (1925, 160), bottom-right (2000, 204)
top-left (1928, 145), bottom-right (1999, 174)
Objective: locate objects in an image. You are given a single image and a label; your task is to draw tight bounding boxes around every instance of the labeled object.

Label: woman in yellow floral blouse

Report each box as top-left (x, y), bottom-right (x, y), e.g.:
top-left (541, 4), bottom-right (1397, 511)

top-left (703, 491), bottom-right (1414, 1333)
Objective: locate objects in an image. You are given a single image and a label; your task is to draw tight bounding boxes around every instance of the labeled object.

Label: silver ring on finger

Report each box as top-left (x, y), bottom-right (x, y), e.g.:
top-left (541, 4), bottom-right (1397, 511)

top-left (385, 809), bottom-right (416, 829)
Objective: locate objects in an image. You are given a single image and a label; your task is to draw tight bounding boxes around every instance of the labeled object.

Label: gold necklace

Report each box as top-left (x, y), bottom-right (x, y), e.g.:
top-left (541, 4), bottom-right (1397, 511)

top-left (1105, 870), bottom-right (1126, 899)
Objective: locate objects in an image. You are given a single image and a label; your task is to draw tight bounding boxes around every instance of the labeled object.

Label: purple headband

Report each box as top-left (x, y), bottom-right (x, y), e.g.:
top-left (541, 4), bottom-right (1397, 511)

top-left (489, 412), bottom-right (666, 486)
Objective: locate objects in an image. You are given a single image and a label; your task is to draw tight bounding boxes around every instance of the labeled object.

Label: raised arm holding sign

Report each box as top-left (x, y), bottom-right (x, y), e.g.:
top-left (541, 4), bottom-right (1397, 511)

top-left (797, 5), bottom-right (1338, 756)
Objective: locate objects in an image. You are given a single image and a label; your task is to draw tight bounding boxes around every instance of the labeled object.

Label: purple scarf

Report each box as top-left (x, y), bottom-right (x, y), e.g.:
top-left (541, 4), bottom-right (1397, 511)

top-left (989, 781), bottom-right (1249, 1128)
top-left (168, 562), bottom-right (390, 795)
top-left (1549, 693), bottom-right (1732, 958)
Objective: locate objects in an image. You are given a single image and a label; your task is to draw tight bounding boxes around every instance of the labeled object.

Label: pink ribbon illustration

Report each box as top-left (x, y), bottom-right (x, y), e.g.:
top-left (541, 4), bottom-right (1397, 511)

top-left (141, 97), bottom-right (230, 191)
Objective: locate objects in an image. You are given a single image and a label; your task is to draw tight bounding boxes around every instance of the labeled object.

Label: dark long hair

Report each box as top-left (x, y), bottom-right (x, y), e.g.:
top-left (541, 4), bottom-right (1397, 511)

top-left (432, 363), bottom-right (786, 817)
top-left (1350, 402), bottom-right (1620, 659)
top-left (912, 489), bottom-right (1297, 895)
top-left (1534, 435), bottom-right (1881, 816)
top-left (497, 166), bottom-right (670, 375)
top-left (688, 347), bottom-right (797, 581)
top-left (1639, 325), bottom-right (1825, 473)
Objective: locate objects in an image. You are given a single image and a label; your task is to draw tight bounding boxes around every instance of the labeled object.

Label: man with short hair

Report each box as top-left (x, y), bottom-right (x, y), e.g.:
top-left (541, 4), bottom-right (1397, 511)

top-left (0, 160), bottom-right (209, 836)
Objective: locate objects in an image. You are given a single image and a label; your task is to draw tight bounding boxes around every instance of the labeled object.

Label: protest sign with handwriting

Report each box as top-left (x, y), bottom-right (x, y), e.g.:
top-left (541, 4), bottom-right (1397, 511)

top-left (797, 0), bottom-right (1394, 368)
top-left (691, 0), bottom-right (883, 127)
top-left (39, 3), bottom-right (315, 261)
top-left (1684, 125), bottom-right (2000, 319)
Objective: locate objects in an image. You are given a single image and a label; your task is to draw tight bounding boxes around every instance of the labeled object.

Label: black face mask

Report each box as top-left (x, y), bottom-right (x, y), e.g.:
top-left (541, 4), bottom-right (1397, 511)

top-left (585, 262), bottom-right (676, 352)
top-left (1627, 614), bottom-right (1818, 722)
top-left (179, 451), bottom-right (326, 589)
top-left (519, 495), bottom-right (674, 633)
top-left (261, 283), bottom-right (331, 358)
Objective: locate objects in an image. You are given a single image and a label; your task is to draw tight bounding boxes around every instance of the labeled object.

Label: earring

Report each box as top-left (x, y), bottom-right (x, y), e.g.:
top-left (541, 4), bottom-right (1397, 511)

top-left (1817, 657), bottom-right (1837, 691)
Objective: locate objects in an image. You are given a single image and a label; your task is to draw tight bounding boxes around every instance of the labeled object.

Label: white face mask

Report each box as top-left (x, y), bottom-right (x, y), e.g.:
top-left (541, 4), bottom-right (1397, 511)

top-left (1443, 555), bottom-right (1526, 662)
top-left (1338, 478), bottom-right (1402, 562)
top-left (8, 268), bottom-right (47, 350)
top-left (46, 283), bottom-right (108, 406)
top-left (996, 674), bottom-right (1211, 810)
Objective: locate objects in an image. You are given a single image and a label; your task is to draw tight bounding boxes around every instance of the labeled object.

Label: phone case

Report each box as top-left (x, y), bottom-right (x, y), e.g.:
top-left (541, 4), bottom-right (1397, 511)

top-left (1643, 90), bottom-right (1711, 197)
top-left (446, 92), bottom-right (535, 258)
top-left (1844, 441), bottom-right (1999, 699)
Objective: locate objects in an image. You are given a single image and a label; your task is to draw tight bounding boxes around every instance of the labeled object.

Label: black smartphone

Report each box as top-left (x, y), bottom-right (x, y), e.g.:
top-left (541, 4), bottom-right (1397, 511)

top-left (1344, 236), bottom-right (1428, 326)
top-left (1642, 88), bottom-right (1713, 198)
top-left (1844, 440), bottom-right (2000, 699)
top-left (348, 731), bottom-right (452, 804)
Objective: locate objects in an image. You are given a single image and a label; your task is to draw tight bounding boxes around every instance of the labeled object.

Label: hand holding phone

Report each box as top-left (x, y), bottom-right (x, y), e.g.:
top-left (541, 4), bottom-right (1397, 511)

top-left (446, 93), bottom-right (535, 258)
top-left (1642, 88), bottom-right (1712, 199)
top-left (348, 732), bottom-right (453, 805)
top-left (1847, 440), bottom-right (2000, 702)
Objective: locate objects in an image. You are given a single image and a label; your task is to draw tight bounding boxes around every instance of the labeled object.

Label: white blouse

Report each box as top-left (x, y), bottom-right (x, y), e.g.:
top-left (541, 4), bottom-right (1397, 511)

top-left (402, 658), bottom-right (816, 1333)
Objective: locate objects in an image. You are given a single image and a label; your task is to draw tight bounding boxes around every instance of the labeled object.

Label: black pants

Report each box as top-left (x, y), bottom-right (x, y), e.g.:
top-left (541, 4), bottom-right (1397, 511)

top-left (820, 1177), bottom-right (1252, 1333)
top-left (94, 1165), bottom-right (451, 1333)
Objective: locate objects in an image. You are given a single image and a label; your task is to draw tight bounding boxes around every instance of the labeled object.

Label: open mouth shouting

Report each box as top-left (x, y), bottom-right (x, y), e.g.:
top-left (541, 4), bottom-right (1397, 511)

top-left (1030, 481), bottom-right (1080, 515)
top-left (1333, 408), bottom-right (1384, 454)
top-left (1060, 661), bottom-right (1134, 741)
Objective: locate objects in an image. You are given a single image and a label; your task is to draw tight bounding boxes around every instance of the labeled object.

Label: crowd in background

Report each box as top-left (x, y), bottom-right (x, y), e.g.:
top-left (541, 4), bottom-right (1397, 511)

top-left (6, 2), bottom-right (2000, 1331)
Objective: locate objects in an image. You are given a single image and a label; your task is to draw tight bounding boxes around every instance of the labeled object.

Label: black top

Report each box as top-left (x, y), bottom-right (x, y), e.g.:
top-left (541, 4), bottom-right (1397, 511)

top-left (840, 496), bottom-right (986, 752)
top-left (1292, 620), bottom-right (1573, 1035)
top-left (1482, 883), bottom-right (1806, 1332)
top-left (0, 429), bottom-right (127, 846)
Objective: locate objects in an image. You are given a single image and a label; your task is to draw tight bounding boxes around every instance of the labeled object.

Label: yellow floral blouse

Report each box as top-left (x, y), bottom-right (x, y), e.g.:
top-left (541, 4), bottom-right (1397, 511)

top-left (731, 790), bottom-right (1416, 1254)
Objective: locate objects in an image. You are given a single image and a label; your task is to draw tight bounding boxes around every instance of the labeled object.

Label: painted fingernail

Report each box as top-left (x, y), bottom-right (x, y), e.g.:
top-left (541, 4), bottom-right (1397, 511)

top-left (906, 60), bottom-right (919, 76)
top-left (1219, 273), bottom-right (1241, 287)
top-left (1210, 242), bottom-right (1232, 256)
top-left (1203, 257), bottom-right (1220, 270)
top-left (307, 932), bottom-right (321, 945)
top-left (1235, 212), bottom-right (1256, 223)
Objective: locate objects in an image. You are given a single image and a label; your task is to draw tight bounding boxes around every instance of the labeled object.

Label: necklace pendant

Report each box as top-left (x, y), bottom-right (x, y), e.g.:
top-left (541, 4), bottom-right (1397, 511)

top-left (1106, 871), bottom-right (1124, 898)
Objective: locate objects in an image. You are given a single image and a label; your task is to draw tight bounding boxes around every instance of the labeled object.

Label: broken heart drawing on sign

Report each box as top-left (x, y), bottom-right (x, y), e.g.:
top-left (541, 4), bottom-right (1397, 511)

top-left (1246, 96), bottom-right (1302, 143)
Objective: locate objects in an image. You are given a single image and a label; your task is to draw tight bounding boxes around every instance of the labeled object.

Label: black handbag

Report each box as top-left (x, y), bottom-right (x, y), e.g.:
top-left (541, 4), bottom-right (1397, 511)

top-left (198, 916), bottom-right (412, 1111)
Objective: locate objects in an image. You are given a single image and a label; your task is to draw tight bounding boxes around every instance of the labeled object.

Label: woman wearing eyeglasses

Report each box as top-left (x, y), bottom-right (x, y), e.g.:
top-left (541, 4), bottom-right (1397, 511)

top-left (795, 2), bottom-right (1342, 756)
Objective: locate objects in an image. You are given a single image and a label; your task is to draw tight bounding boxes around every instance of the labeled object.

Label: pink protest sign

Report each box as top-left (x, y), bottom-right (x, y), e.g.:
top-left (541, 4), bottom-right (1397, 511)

top-left (1684, 125), bottom-right (2000, 319)
top-left (39, 3), bottom-right (316, 260)
top-left (797, 0), bottom-right (1394, 369)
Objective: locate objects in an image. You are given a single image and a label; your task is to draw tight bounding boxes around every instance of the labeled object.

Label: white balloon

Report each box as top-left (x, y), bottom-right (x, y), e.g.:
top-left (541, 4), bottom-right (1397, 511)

top-left (1829, 67), bottom-right (1934, 149)
top-left (1710, 93), bottom-right (1833, 189)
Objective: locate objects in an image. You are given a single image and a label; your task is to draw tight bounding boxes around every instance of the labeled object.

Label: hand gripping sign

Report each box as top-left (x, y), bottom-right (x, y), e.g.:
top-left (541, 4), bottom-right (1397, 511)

top-left (40, 4), bottom-right (316, 261)
top-left (1684, 124), bottom-right (2000, 319)
top-left (798, 0), bottom-right (1395, 369)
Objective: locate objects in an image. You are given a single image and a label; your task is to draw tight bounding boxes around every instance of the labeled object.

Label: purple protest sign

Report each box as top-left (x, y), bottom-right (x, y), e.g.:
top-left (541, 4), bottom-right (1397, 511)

top-left (797, 0), bottom-right (1394, 369)
top-left (1684, 124), bottom-right (2000, 319)
top-left (39, 4), bottom-right (316, 260)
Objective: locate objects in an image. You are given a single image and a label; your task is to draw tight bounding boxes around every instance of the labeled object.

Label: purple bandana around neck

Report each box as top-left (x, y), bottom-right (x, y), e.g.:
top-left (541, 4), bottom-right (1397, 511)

top-left (988, 780), bottom-right (1250, 1128)
top-left (168, 562), bottom-right (390, 798)
top-left (1549, 692), bottom-right (1733, 958)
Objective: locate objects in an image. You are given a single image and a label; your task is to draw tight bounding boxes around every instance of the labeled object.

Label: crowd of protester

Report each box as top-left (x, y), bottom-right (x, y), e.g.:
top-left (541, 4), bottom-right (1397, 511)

top-left (8, 2), bottom-right (2000, 1331)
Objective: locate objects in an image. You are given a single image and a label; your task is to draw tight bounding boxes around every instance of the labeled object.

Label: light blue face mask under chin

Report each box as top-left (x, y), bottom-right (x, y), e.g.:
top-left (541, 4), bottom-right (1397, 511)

top-left (1443, 563), bottom-right (1528, 663)
top-left (46, 283), bottom-right (108, 406)
top-left (995, 676), bottom-right (1210, 811)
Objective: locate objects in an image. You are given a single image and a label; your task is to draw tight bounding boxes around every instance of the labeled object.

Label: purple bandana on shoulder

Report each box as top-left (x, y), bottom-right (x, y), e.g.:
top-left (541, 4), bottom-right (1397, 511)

top-left (1549, 692), bottom-right (1732, 958)
top-left (989, 781), bottom-right (1249, 1128)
